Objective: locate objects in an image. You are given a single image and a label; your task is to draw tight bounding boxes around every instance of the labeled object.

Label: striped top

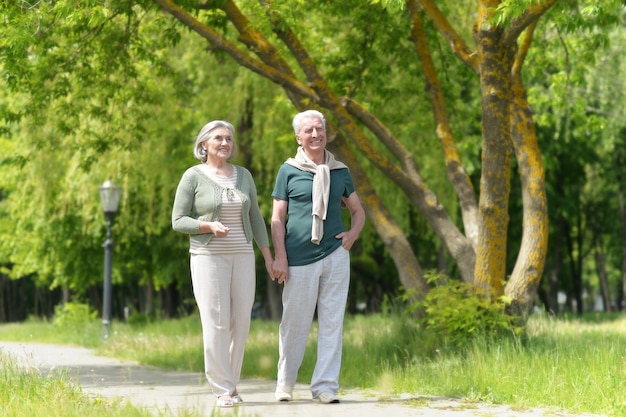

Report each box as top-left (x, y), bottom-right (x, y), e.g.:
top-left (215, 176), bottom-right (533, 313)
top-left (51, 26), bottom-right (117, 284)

top-left (190, 165), bottom-right (253, 255)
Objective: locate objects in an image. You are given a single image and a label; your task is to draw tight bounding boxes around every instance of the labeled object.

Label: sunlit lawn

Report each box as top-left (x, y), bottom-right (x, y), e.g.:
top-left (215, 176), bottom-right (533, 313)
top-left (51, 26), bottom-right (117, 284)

top-left (2, 312), bottom-right (626, 416)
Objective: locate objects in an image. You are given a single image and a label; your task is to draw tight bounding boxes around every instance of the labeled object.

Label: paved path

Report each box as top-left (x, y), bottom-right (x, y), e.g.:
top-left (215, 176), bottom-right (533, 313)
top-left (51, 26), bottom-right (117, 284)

top-left (0, 341), bottom-right (606, 417)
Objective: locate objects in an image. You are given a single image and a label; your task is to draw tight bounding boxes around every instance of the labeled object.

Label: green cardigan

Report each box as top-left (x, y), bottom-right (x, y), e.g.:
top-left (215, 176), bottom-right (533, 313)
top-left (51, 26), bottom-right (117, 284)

top-left (171, 164), bottom-right (269, 248)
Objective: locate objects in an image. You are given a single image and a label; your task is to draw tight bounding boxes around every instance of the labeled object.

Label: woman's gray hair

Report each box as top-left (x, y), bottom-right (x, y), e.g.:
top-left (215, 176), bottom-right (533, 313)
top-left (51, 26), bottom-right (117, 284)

top-left (193, 120), bottom-right (236, 162)
top-left (292, 110), bottom-right (326, 136)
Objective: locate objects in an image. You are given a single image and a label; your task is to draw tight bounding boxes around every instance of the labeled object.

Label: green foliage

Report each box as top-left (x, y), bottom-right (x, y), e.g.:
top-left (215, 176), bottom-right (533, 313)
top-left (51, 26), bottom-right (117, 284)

top-left (0, 2), bottom-right (282, 306)
top-left (525, 2), bottom-right (626, 308)
top-left (51, 302), bottom-right (100, 346)
top-left (404, 271), bottom-right (523, 350)
top-left (124, 308), bottom-right (151, 327)
top-left (370, 0), bottom-right (405, 12)
top-left (492, 0), bottom-right (546, 26)
top-left (1, 0), bottom-right (626, 324)
top-left (52, 302), bottom-right (98, 328)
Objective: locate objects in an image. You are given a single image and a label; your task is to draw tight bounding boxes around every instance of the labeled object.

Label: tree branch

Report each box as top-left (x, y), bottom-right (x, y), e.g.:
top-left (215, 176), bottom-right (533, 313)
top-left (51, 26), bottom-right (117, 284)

top-left (407, 1), bottom-right (479, 251)
top-left (413, 0), bottom-right (479, 73)
top-left (262, 0), bottom-right (475, 282)
top-left (503, 0), bottom-right (558, 46)
top-left (512, 20), bottom-right (537, 79)
top-left (151, 0), bottom-right (319, 101)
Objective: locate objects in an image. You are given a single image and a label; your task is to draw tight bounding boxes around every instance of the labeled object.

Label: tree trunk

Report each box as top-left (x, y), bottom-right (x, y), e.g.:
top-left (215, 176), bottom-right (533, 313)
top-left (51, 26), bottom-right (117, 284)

top-left (617, 190), bottom-right (626, 311)
top-left (505, 25), bottom-right (549, 317)
top-left (472, 18), bottom-right (513, 297)
top-left (594, 235), bottom-right (611, 312)
top-left (266, 279), bottom-right (282, 321)
top-left (0, 274), bottom-right (6, 322)
top-left (547, 219), bottom-right (566, 314)
top-left (143, 283), bottom-right (154, 315)
top-left (328, 133), bottom-right (429, 302)
top-left (564, 215), bottom-right (584, 314)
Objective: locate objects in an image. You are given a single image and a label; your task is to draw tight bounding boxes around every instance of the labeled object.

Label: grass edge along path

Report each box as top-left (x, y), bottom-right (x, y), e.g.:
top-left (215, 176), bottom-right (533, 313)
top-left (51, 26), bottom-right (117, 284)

top-left (1, 312), bottom-right (625, 416)
top-left (0, 353), bottom-right (162, 417)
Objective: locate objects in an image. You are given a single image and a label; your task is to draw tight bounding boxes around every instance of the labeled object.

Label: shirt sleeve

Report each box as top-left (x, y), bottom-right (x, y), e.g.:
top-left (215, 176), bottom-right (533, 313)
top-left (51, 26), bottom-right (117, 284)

top-left (343, 169), bottom-right (356, 197)
top-left (272, 164), bottom-right (289, 201)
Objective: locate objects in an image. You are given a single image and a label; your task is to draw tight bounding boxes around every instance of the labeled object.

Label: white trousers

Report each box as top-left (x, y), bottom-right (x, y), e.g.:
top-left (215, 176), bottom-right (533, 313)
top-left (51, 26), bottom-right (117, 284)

top-left (190, 252), bottom-right (255, 397)
top-left (276, 246), bottom-right (350, 397)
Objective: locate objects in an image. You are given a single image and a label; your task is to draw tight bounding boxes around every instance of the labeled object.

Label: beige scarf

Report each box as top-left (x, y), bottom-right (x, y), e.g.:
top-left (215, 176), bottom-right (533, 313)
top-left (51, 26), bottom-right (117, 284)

top-left (285, 146), bottom-right (347, 245)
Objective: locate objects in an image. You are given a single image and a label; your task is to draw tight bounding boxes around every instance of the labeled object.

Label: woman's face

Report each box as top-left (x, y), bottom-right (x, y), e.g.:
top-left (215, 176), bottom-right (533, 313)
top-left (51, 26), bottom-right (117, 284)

top-left (203, 127), bottom-right (233, 162)
top-left (296, 117), bottom-right (326, 155)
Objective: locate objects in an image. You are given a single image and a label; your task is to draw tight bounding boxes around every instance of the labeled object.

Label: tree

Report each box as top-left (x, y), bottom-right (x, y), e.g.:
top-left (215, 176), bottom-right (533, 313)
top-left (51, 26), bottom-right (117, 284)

top-left (523, 4), bottom-right (626, 313)
top-left (146, 0), bottom-right (559, 315)
top-left (2, 0), bottom-right (625, 319)
top-left (0, 4), bottom-right (284, 317)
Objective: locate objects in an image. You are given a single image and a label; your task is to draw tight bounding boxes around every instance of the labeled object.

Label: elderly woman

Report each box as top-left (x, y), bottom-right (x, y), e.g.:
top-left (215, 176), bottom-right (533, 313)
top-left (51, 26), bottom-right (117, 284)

top-left (172, 120), bottom-right (273, 408)
top-left (270, 110), bottom-right (365, 404)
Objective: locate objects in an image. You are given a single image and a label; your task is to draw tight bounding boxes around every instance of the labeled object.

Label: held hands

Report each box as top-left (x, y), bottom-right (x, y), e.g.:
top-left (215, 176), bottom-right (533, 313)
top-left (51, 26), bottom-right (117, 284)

top-left (271, 258), bottom-right (288, 285)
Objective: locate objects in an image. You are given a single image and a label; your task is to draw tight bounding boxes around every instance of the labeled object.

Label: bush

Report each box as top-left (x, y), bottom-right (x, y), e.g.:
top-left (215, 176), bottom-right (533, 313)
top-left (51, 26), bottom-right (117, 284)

top-left (403, 271), bottom-right (523, 351)
top-left (52, 302), bottom-right (98, 328)
top-left (51, 302), bottom-right (100, 346)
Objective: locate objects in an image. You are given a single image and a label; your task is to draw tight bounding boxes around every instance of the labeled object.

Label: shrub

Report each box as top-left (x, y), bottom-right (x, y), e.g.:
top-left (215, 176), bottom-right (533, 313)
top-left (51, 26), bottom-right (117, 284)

top-left (403, 271), bottom-right (524, 351)
top-left (52, 302), bottom-right (100, 345)
top-left (52, 302), bottom-right (98, 328)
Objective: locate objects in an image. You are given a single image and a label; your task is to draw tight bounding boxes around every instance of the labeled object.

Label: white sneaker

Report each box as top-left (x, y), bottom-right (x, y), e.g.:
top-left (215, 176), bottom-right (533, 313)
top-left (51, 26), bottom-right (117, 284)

top-left (315, 392), bottom-right (339, 404)
top-left (275, 388), bottom-right (293, 402)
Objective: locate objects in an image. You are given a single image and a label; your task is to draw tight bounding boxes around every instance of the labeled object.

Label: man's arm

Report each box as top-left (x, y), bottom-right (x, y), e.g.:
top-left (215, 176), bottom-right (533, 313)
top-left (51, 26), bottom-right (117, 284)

top-left (271, 198), bottom-right (289, 284)
top-left (336, 191), bottom-right (365, 250)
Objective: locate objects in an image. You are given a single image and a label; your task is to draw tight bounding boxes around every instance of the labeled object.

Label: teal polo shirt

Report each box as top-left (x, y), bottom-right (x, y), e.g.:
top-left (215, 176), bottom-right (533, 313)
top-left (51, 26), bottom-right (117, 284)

top-left (272, 164), bottom-right (355, 266)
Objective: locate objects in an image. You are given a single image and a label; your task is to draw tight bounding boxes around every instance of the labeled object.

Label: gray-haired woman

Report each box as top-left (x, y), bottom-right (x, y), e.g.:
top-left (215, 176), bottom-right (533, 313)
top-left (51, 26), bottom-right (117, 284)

top-left (172, 120), bottom-right (273, 408)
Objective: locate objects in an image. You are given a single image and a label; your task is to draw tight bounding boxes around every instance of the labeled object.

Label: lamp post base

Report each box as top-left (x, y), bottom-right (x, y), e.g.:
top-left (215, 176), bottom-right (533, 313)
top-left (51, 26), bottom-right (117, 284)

top-left (102, 319), bottom-right (111, 340)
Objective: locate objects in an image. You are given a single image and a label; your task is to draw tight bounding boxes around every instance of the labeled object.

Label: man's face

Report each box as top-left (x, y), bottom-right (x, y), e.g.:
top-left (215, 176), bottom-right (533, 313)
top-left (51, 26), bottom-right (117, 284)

top-left (297, 117), bottom-right (326, 155)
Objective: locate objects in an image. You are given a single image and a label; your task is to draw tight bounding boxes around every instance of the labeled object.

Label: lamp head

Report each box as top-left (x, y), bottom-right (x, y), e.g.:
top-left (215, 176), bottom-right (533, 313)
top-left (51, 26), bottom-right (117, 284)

top-left (99, 180), bottom-right (121, 220)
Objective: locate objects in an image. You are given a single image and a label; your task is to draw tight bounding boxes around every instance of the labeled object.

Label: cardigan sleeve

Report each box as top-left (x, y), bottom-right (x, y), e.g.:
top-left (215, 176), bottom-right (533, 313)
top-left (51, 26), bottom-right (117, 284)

top-left (171, 169), bottom-right (203, 235)
top-left (243, 168), bottom-right (270, 248)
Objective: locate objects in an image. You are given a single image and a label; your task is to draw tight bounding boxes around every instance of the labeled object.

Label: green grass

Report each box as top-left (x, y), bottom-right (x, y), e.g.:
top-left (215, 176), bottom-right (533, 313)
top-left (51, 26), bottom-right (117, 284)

top-left (390, 313), bottom-right (626, 416)
top-left (0, 353), bottom-right (155, 417)
top-left (2, 312), bottom-right (626, 416)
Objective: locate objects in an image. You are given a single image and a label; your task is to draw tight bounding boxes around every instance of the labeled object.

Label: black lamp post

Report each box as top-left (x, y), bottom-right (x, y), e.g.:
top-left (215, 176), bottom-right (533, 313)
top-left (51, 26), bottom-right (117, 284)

top-left (99, 180), bottom-right (121, 341)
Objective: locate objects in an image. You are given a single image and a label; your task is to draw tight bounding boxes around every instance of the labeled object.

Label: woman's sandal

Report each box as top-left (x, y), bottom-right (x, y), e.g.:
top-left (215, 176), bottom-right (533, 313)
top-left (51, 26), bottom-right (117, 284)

top-left (217, 395), bottom-right (234, 408)
top-left (231, 392), bottom-right (243, 404)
